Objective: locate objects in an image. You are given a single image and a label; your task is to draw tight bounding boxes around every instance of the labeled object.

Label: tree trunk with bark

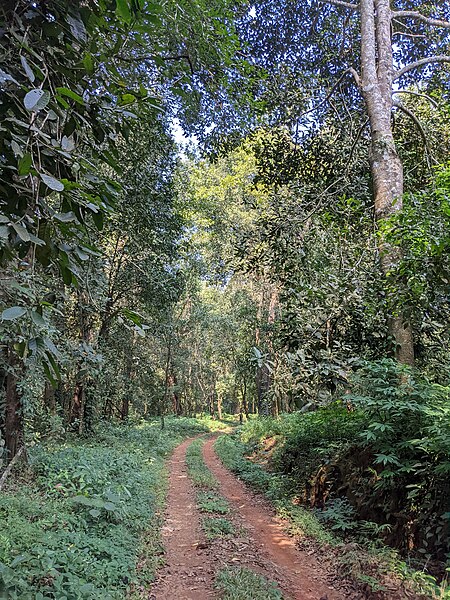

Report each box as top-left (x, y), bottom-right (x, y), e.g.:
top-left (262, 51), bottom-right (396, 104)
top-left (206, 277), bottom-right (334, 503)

top-left (43, 382), bottom-right (56, 415)
top-left (3, 350), bottom-right (24, 461)
top-left (217, 393), bottom-right (222, 420)
top-left (360, 0), bottom-right (414, 364)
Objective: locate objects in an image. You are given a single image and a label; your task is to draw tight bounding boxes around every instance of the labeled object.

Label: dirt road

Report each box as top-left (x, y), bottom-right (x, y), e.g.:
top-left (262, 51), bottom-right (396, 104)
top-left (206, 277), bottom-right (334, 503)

top-left (151, 436), bottom-right (347, 600)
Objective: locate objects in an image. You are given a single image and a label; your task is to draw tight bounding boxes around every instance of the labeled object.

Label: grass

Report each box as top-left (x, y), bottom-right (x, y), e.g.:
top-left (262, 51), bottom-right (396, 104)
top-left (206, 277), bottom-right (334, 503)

top-left (197, 490), bottom-right (230, 514)
top-left (0, 417), bottom-right (214, 600)
top-left (202, 516), bottom-right (235, 539)
top-left (185, 438), bottom-right (218, 489)
top-left (215, 567), bottom-right (284, 600)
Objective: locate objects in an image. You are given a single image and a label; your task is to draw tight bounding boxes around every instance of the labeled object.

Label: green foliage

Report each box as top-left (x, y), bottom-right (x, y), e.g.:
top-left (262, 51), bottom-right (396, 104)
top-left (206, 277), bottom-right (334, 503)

top-left (380, 166), bottom-right (450, 379)
top-left (215, 567), bottom-right (283, 600)
top-left (197, 490), bottom-right (230, 514)
top-left (347, 359), bottom-right (450, 560)
top-left (202, 516), bottom-right (235, 539)
top-left (185, 438), bottom-right (218, 489)
top-left (242, 406), bottom-right (365, 484)
top-left (0, 418), bottom-right (211, 599)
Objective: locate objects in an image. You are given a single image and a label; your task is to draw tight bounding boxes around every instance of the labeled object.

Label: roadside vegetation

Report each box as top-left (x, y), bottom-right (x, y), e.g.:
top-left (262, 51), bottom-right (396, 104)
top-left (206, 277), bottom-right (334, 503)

top-left (215, 567), bottom-right (284, 600)
top-left (215, 369), bottom-right (450, 600)
top-left (0, 418), bottom-right (213, 599)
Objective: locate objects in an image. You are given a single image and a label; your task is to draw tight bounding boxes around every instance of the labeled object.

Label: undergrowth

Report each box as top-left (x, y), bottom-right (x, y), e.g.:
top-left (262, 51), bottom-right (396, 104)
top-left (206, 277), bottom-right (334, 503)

top-left (215, 567), bottom-right (284, 600)
top-left (202, 516), bottom-right (235, 539)
top-left (0, 417), bottom-right (213, 599)
top-left (185, 438), bottom-right (218, 489)
top-left (215, 432), bottom-right (446, 599)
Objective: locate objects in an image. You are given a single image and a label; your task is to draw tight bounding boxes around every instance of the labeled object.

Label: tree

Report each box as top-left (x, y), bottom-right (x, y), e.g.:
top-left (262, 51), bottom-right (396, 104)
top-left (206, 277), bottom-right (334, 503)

top-left (0, 0), bottom-right (244, 458)
top-left (218, 0), bottom-right (450, 364)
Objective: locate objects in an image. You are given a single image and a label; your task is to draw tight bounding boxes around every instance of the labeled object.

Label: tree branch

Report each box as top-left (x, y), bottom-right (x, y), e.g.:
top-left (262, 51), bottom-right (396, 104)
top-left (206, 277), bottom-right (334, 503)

top-left (297, 67), bottom-right (361, 122)
top-left (346, 118), bottom-right (369, 172)
top-left (392, 10), bottom-right (450, 29)
top-left (393, 100), bottom-right (434, 166)
top-left (0, 446), bottom-right (26, 491)
top-left (392, 28), bottom-right (426, 40)
top-left (321, 0), bottom-right (359, 10)
top-left (393, 89), bottom-right (439, 108)
top-left (394, 55), bottom-right (450, 80)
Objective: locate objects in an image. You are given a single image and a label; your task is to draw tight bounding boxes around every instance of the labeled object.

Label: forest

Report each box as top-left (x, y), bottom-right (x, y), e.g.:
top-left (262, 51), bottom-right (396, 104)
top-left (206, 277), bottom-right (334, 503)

top-left (0, 0), bottom-right (449, 599)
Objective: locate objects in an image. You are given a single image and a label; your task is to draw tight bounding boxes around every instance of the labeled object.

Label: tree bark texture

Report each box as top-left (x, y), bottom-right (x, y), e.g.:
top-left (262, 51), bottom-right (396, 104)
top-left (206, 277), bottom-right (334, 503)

top-left (3, 349), bottom-right (24, 461)
top-left (360, 0), bottom-right (414, 365)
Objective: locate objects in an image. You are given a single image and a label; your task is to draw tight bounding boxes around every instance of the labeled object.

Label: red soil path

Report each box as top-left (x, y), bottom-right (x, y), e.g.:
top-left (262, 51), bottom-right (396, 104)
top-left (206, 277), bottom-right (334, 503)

top-left (202, 437), bottom-right (345, 600)
top-left (151, 435), bottom-right (348, 600)
top-left (150, 437), bottom-right (216, 599)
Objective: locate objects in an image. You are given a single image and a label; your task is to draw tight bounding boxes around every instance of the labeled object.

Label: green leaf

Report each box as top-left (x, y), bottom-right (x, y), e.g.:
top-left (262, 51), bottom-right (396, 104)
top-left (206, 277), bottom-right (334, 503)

top-left (54, 211), bottom-right (77, 223)
top-left (24, 89), bottom-right (50, 112)
top-left (75, 247), bottom-right (89, 261)
top-left (61, 136), bottom-right (75, 152)
top-left (2, 306), bottom-right (27, 320)
top-left (10, 555), bottom-right (27, 568)
top-left (31, 310), bottom-right (46, 327)
top-left (43, 361), bottom-right (57, 388)
top-left (0, 226), bottom-right (9, 239)
top-left (116, 0), bottom-right (132, 23)
top-left (20, 56), bottom-right (35, 83)
top-left (46, 351), bottom-right (61, 380)
top-left (89, 508), bottom-right (101, 517)
top-left (0, 68), bottom-right (19, 85)
top-left (11, 222), bottom-right (30, 242)
top-left (92, 211), bottom-right (104, 230)
top-left (40, 174), bottom-right (65, 192)
top-left (83, 52), bottom-right (95, 74)
top-left (28, 233), bottom-right (45, 246)
top-left (67, 14), bottom-right (87, 42)
top-left (18, 153), bottom-right (32, 176)
top-left (44, 337), bottom-right (60, 357)
top-left (119, 93), bottom-right (136, 106)
top-left (55, 87), bottom-right (84, 105)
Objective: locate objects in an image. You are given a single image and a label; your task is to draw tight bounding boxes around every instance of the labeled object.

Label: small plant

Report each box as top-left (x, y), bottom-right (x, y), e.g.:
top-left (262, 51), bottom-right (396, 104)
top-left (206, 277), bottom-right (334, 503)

top-left (202, 516), bottom-right (235, 539)
top-left (197, 491), bottom-right (229, 514)
top-left (215, 567), bottom-right (283, 599)
top-left (315, 498), bottom-right (357, 533)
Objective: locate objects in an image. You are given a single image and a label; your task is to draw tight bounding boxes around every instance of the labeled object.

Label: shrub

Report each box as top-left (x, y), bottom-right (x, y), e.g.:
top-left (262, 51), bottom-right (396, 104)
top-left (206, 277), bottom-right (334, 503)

top-left (0, 417), bottom-right (211, 599)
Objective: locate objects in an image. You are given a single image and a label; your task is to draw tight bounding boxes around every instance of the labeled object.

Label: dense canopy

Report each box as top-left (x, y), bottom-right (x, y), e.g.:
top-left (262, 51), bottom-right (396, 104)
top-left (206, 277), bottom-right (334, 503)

top-left (0, 1), bottom-right (449, 598)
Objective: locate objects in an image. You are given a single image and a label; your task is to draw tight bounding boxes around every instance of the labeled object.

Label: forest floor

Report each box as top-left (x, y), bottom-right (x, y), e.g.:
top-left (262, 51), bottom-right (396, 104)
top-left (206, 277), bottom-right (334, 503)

top-left (150, 435), bottom-right (349, 600)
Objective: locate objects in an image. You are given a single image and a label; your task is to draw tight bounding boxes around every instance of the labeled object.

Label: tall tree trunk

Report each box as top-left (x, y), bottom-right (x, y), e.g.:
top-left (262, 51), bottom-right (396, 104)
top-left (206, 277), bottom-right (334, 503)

top-left (360, 0), bottom-right (414, 365)
top-left (121, 395), bottom-right (129, 420)
top-left (171, 371), bottom-right (182, 415)
top-left (70, 382), bottom-right (84, 433)
top-left (71, 290), bottom-right (95, 431)
top-left (241, 380), bottom-right (249, 418)
top-left (121, 334), bottom-right (135, 421)
top-left (3, 350), bottom-right (24, 461)
top-left (44, 382), bottom-right (56, 415)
